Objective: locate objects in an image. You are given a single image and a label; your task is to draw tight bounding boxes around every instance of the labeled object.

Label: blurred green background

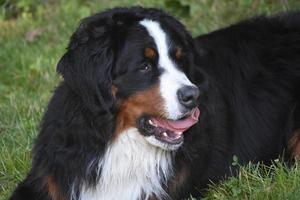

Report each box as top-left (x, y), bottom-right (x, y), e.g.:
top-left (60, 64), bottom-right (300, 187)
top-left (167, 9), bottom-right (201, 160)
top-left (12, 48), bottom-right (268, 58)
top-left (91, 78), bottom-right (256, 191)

top-left (1, 0), bottom-right (300, 199)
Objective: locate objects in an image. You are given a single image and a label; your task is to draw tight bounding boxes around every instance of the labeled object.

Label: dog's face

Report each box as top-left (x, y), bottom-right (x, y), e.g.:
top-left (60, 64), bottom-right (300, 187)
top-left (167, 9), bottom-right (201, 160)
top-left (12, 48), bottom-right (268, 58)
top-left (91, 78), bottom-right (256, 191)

top-left (57, 8), bottom-right (204, 151)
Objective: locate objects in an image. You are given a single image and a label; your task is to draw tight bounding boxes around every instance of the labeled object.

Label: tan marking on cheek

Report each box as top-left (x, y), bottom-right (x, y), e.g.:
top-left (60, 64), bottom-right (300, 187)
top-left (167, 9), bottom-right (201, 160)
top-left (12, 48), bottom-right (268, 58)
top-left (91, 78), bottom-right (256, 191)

top-left (144, 47), bottom-right (156, 59)
top-left (289, 129), bottom-right (300, 160)
top-left (45, 175), bottom-right (64, 200)
top-left (115, 84), bottom-right (166, 135)
top-left (175, 47), bottom-right (183, 59)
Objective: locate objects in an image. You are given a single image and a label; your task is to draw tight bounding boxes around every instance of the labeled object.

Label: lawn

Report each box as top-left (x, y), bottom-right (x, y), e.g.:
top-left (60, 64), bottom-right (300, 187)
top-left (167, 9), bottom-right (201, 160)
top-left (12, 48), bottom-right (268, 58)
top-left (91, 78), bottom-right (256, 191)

top-left (1, 0), bottom-right (300, 199)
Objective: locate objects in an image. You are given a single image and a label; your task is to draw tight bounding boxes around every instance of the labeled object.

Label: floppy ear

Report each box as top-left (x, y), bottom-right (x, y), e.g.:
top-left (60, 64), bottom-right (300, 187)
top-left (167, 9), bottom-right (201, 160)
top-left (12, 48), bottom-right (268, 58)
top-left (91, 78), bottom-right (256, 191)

top-left (56, 22), bottom-right (116, 115)
top-left (56, 52), bottom-right (69, 76)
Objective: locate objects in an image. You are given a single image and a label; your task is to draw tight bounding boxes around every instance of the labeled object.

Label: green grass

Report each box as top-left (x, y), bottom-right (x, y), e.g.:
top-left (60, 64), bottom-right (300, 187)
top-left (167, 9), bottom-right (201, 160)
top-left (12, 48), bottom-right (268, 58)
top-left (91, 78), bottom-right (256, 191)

top-left (203, 161), bottom-right (300, 200)
top-left (1, 0), bottom-right (300, 199)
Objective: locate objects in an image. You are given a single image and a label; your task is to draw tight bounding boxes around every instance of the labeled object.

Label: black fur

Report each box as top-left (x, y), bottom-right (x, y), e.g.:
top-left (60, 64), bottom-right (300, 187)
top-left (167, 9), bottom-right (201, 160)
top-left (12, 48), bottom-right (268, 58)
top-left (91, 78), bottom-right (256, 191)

top-left (10, 7), bottom-right (300, 200)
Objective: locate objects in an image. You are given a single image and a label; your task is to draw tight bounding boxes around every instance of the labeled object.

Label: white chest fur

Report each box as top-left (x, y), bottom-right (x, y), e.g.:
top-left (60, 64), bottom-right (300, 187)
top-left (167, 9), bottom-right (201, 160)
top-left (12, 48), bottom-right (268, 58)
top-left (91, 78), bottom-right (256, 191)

top-left (79, 128), bottom-right (174, 200)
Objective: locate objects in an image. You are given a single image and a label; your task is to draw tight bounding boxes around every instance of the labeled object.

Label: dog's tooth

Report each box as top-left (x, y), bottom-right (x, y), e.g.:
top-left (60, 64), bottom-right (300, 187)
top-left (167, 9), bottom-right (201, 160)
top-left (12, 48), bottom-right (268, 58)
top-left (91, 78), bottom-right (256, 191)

top-left (176, 131), bottom-right (182, 135)
top-left (163, 132), bottom-right (168, 137)
top-left (148, 119), bottom-right (157, 127)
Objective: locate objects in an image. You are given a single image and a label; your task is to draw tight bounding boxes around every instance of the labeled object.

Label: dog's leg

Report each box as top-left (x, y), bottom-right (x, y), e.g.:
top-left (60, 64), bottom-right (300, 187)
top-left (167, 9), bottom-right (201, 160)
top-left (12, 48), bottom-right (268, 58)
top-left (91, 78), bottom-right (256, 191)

top-left (288, 100), bottom-right (300, 160)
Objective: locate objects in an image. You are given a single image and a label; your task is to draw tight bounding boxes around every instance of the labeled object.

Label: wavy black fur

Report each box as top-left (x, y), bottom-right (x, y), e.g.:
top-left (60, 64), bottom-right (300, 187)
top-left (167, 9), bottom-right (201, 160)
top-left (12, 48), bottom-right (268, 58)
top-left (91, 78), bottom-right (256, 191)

top-left (10, 7), bottom-right (300, 200)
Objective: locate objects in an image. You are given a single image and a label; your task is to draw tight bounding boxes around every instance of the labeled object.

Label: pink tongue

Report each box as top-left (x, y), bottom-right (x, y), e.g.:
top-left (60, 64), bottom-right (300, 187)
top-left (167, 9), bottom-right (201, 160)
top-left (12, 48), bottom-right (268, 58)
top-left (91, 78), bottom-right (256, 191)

top-left (151, 108), bottom-right (200, 133)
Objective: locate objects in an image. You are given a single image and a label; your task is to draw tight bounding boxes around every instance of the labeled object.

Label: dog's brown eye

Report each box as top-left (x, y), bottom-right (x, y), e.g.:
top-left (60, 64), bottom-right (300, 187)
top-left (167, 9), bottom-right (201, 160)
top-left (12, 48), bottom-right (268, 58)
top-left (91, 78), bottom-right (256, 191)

top-left (139, 63), bottom-right (152, 72)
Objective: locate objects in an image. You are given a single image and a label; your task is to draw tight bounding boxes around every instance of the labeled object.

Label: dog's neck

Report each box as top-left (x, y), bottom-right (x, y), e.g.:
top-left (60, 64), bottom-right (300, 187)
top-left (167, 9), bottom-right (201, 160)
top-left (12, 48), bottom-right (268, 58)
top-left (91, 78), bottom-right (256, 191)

top-left (79, 128), bottom-right (174, 200)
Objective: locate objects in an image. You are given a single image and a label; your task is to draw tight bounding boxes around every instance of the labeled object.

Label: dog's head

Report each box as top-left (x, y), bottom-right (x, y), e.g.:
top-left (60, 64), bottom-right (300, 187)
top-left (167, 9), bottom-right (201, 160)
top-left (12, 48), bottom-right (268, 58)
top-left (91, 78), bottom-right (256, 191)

top-left (57, 7), bottom-right (206, 150)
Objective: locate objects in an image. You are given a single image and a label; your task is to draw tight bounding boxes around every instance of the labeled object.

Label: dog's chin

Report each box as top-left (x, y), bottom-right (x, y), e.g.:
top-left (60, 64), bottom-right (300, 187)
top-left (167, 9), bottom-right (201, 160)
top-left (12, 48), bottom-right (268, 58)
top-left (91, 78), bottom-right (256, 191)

top-left (137, 108), bottom-right (200, 151)
top-left (144, 134), bottom-right (184, 151)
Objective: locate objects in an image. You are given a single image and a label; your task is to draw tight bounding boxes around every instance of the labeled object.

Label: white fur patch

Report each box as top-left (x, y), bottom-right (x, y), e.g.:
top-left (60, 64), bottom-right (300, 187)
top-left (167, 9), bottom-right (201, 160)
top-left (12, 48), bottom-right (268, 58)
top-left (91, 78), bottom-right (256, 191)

top-left (79, 128), bottom-right (174, 200)
top-left (139, 19), bottom-right (195, 120)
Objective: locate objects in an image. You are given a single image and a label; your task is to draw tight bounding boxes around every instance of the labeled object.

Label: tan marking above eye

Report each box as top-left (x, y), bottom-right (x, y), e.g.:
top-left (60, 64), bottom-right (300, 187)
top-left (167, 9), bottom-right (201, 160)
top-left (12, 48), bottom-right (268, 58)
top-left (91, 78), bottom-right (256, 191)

top-left (144, 47), bottom-right (156, 59)
top-left (175, 47), bottom-right (183, 59)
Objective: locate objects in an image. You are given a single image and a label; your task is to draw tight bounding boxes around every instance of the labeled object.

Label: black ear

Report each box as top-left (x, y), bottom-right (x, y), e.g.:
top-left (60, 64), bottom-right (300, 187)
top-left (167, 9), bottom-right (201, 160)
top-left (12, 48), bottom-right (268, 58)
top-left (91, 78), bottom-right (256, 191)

top-left (55, 18), bottom-right (117, 115)
top-left (56, 52), bottom-right (69, 77)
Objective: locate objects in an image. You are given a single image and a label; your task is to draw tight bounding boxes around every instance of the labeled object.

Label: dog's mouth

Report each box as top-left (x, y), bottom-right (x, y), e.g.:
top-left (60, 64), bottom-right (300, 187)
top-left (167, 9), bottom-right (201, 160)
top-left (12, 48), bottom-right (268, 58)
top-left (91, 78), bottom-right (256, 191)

top-left (138, 108), bottom-right (200, 147)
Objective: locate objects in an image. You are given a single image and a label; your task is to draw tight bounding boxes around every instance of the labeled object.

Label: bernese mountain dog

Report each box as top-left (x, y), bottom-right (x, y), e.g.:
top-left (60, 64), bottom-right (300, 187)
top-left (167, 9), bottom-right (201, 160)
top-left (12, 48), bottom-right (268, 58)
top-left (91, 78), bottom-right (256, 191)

top-left (10, 6), bottom-right (300, 200)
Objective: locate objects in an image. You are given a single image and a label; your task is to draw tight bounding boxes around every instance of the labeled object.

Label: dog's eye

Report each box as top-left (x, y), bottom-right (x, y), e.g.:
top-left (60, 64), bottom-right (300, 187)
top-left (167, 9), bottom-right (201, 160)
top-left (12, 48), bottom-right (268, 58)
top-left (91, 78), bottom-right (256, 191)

top-left (139, 63), bottom-right (152, 72)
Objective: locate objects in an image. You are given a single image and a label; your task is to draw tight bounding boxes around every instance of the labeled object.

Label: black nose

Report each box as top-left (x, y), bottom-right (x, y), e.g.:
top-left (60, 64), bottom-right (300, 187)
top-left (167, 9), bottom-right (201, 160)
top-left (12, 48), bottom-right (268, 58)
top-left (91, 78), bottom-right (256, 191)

top-left (177, 86), bottom-right (200, 109)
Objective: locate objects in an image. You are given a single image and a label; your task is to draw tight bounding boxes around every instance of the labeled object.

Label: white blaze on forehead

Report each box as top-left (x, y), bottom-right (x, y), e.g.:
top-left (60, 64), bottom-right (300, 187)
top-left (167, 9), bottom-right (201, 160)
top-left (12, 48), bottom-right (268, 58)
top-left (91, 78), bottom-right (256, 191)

top-left (139, 19), bottom-right (194, 119)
